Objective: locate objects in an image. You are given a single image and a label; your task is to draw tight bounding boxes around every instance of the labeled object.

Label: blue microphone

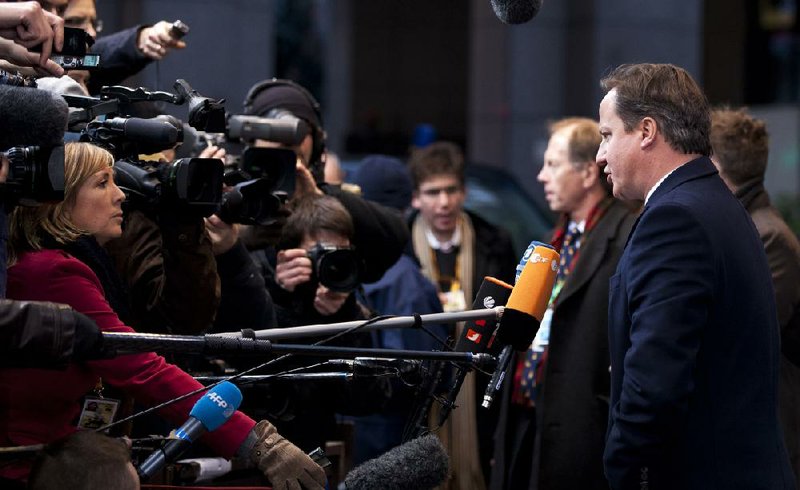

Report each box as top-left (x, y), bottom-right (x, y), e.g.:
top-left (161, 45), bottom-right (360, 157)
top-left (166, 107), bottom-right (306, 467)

top-left (137, 381), bottom-right (243, 481)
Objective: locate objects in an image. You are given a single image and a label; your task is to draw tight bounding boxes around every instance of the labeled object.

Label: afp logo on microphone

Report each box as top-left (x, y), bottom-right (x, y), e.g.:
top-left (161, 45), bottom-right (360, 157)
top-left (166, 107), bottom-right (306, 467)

top-left (207, 390), bottom-right (236, 418)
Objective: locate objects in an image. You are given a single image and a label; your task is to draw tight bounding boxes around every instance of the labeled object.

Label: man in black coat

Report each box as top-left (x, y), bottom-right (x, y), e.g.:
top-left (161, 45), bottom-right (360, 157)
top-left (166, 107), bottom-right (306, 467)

top-left (491, 118), bottom-right (635, 490)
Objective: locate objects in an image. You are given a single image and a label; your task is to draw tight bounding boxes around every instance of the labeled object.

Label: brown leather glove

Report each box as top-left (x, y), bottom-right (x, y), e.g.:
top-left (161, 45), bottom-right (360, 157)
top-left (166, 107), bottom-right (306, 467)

top-left (248, 420), bottom-right (326, 490)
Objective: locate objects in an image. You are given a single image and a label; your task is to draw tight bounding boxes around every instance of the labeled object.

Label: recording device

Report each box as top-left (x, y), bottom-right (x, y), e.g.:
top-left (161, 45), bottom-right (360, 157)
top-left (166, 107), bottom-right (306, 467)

top-left (227, 114), bottom-right (309, 146)
top-left (1, 145), bottom-right (65, 206)
top-left (307, 243), bottom-right (362, 293)
top-left (84, 116), bottom-right (184, 158)
top-left (434, 277), bottom-right (513, 427)
top-left (174, 79), bottom-right (226, 132)
top-left (34, 27), bottom-right (100, 70)
top-left (0, 84), bottom-right (68, 206)
top-left (114, 157), bottom-right (224, 219)
top-left (490, 0), bottom-right (543, 24)
top-left (482, 242), bottom-right (558, 409)
top-left (170, 20), bottom-right (190, 39)
top-left (218, 147), bottom-right (296, 225)
top-left (339, 434), bottom-right (449, 490)
top-left (137, 381), bottom-right (242, 481)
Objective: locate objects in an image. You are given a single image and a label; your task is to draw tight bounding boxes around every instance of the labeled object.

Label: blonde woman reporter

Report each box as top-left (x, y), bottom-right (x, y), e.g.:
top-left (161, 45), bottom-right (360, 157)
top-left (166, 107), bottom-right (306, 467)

top-left (0, 142), bottom-right (325, 489)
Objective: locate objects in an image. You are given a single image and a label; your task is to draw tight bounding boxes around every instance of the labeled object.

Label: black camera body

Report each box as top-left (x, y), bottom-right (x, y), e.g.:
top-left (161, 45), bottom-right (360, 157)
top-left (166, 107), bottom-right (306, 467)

top-left (114, 157), bottom-right (223, 219)
top-left (1, 145), bottom-right (66, 206)
top-left (307, 243), bottom-right (362, 293)
top-left (35, 27), bottom-right (100, 71)
top-left (219, 147), bottom-right (296, 225)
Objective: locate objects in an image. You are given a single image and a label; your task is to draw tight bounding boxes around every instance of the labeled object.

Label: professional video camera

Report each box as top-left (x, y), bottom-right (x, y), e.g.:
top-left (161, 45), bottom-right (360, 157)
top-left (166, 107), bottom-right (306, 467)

top-left (217, 147), bottom-right (296, 225)
top-left (62, 80), bottom-right (300, 223)
top-left (0, 145), bottom-right (65, 206)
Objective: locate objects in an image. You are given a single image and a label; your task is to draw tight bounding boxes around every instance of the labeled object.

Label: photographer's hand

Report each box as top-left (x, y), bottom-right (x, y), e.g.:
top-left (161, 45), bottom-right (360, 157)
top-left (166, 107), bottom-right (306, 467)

top-left (313, 285), bottom-right (349, 316)
top-left (275, 249), bottom-right (312, 292)
top-left (137, 20), bottom-right (186, 60)
top-left (0, 1), bottom-right (63, 69)
top-left (293, 160), bottom-right (323, 200)
top-left (198, 144), bottom-right (226, 161)
top-left (0, 37), bottom-right (63, 76)
top-left (205, 214), bottom-right (239, 256)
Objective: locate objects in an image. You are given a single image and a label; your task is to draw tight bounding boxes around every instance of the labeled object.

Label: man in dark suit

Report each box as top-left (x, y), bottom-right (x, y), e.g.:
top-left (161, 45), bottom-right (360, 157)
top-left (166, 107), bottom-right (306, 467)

top-left (491, 117), bottom-right (635, 490)
top-left (597, 63), bottom-right (795, 490)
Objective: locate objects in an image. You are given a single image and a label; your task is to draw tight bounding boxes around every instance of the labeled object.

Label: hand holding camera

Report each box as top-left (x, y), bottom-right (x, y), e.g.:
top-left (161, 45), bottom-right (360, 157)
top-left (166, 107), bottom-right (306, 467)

top-left (275, 249), bottom-right (313, 293)
top-left (0, 2), bottom-right (65, 76)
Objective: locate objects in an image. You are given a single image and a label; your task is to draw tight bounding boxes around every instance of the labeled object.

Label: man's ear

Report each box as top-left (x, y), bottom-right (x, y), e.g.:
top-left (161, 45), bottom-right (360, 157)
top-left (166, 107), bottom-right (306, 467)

top-left (581, 160), bottom-right (600, 189)
top-left (640, 117), bottom-right (657, 149)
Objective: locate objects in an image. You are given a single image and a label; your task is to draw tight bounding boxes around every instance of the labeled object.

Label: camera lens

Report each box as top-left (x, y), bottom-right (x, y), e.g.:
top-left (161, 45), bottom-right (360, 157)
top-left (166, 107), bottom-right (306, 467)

top-left (316, 248), bottom-right (360, 293)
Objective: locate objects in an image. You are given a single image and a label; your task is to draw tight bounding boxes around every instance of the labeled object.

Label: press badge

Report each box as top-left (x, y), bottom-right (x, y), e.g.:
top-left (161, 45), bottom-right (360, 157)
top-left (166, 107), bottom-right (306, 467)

top-left (77, 396), bottom-right (120, 431)
top-left (441, 289), bottom-right (467, 312)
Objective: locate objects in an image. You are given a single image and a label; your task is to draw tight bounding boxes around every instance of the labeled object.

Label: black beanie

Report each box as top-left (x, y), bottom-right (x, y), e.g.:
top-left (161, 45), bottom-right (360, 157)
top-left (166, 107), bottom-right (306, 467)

top-left (243, 81), bottom-right (322, 130)
top-left (0, 85), bottom-right (68, 152)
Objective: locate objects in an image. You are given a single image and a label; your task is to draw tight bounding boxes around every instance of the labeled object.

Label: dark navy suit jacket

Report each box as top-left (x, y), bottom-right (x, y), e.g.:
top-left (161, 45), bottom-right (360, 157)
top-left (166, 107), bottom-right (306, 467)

top-left (604, 157), bottom-right (796, 490)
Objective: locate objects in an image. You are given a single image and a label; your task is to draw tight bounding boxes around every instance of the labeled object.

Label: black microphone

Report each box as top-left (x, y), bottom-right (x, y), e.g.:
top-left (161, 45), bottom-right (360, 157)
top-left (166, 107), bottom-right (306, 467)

top-left (436, 277), bottom-right (513, 427)
top-left (101, 116), bottom-right (183, 151)
top-left (339, 434), bottom-right (449, 490)
top-left (0, 84), bottom-right (68, 152)
top-left (137, 381), bottom-right (242, 481)
top-left (227, 114), bottom-right (310, 146)
top-left (482, 242), bottom-right (558, 408)
top-left (340, 358), bottom-right (422, 376)
top-left (490, 0), bottom-right (543, 24)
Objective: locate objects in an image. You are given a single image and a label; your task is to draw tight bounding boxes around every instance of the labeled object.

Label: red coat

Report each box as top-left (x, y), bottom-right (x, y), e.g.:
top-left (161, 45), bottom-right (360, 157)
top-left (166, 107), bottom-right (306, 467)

top-left (0, 249), bottom-right (255, 480)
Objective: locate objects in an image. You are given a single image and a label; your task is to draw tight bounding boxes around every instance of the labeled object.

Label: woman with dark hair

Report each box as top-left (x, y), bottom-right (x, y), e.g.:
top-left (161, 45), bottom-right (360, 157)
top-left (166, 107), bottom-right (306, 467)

top-left (0, 142), bottom-right (325, 489)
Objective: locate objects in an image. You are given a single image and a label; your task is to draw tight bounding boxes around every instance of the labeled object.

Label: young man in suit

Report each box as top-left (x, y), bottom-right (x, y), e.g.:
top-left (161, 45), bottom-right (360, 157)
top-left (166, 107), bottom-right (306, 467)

top-left (491, 117), bottom-right (635, 490)
top-left (597, 63), bottom-right (795, 490)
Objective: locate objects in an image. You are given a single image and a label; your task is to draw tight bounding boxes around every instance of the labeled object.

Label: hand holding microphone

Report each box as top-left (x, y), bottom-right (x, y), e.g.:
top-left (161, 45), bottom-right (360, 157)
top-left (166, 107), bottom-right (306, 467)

top-left (138, 381), bottom-right (243, 480)
top-left (248, 419), bottom-right (327, 490)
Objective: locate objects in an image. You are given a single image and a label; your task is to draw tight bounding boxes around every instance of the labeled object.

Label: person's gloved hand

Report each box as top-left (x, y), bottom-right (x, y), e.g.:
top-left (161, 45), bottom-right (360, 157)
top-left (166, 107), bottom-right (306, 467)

top-left (69, 309), bottom-right (115, 361)
top-left (248, 420), bottom-right (326, 490)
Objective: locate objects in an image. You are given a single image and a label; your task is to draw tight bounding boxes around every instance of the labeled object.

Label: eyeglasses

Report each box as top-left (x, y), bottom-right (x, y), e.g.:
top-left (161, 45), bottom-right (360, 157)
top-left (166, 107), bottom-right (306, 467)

top-left (64, 17), bottom-right (104, 35)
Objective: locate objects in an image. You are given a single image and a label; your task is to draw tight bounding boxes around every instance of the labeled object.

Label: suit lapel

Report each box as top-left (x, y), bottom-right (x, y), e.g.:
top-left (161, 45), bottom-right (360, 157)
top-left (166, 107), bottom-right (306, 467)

top-left (555, 201), bottom-right (625, 308)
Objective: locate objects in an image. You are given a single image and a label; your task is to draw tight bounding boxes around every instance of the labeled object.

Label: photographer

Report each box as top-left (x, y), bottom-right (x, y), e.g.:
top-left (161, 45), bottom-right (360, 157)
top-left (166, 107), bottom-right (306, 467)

top-left (0, 83), bottom-right (107, 367)
top-left (240, 79), bottom-right (409, 286)
top-left (103, 143), bottom-right (223, 335)
top-left (247, 194), bottom-right (388, 454)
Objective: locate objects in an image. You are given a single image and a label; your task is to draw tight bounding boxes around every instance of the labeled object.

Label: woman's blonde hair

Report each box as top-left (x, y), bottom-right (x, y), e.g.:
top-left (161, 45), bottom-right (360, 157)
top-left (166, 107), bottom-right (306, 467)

top-left (8, 142), bottom-right (114, 264)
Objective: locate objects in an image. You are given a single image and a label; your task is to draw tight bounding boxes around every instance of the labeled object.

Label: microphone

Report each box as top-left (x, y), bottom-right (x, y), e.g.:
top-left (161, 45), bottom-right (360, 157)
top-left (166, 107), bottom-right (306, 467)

top-left (227, 114), bottom-right (310, 146)
top-left (490, 0), bottom-right (543, 24)
top-left (137, 381), bottom-right (242, 481)
top-left (435, 277), bottom-right (513, 426)
top-left (482, 242), bottom-right (558, 408)
top-left (339, 434), bottom-right (449, 490)
top-left (100, 116), bottom-right (183, 151)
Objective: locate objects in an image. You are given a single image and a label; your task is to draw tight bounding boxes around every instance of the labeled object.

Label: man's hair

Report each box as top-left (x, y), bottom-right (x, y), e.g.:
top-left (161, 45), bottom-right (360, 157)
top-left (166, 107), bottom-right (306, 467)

top-left (28, 431), bottom-right (137, 490)
top-left (600, 63), bottom-right (711, 156)
top-left (280, 194), bottom-right (354, 249)
top-left (408, 141), bottom-right (465, 190)
top-left (548, 117), bottom-right (601, 168)
top-left (710, 107), bottom-right (769, 187)
top-left (548, 117), bottom-right (611, 194)
top-left (8, 142), bottom-right (114, 264)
